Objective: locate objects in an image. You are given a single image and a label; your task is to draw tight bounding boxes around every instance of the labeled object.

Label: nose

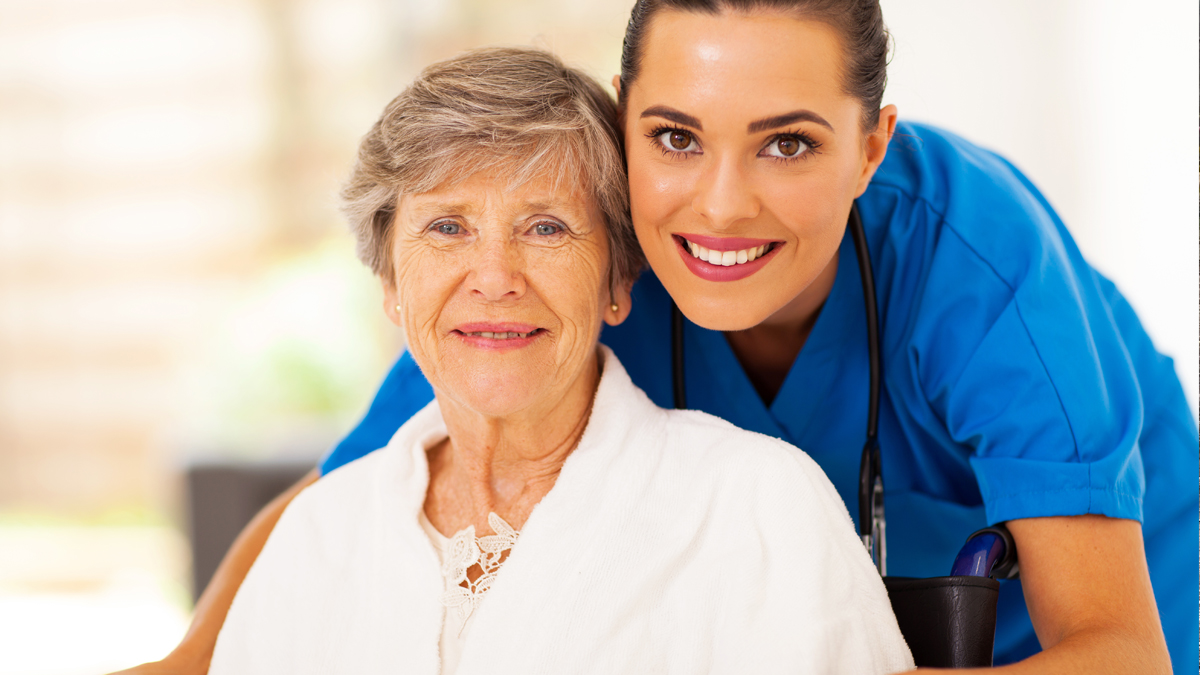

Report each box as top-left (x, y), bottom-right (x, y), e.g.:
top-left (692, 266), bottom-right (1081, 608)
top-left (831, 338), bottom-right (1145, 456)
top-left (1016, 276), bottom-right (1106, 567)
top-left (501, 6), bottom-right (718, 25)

top-left (691, 156), bottom-right (760, 229)
top-left (467, 235), bottom-right (526, 304)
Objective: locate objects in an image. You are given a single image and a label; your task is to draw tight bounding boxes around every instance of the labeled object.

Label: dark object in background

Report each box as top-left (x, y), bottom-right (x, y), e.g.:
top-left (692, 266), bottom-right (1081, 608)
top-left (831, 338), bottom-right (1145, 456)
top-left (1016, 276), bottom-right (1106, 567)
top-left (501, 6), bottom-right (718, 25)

top-left (185, 461), bottom-right (313, 602)
top-left (884, 575), bottom-right (1000, 668)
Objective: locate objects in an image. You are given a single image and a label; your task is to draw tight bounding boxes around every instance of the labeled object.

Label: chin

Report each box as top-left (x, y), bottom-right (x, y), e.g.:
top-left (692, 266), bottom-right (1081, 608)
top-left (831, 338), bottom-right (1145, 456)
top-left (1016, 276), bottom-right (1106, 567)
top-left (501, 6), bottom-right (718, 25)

top-left (446, 370), bottom-right (546, 416)
top-left (673, 292), bottom-right (778, 332)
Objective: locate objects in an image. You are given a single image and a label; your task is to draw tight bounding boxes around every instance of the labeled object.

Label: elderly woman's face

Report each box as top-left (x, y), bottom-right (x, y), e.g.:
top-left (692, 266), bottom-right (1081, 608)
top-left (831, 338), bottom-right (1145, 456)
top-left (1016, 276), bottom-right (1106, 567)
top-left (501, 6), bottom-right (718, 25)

top-left (383, 171), bottom-right (621, 418)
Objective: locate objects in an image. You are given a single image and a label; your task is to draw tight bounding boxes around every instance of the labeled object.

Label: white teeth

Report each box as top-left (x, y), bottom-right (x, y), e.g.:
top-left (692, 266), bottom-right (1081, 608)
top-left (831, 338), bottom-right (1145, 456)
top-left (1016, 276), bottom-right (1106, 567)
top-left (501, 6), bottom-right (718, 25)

top-left (684, 240), bottom-right (773, 266)
top-left (468, 331), bottom-right (532, 339)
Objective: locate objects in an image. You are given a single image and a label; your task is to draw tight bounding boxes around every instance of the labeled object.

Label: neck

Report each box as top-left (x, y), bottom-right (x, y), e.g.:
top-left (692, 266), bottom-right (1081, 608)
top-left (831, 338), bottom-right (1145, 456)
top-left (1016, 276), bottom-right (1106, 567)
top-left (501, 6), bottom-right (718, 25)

top-left (424, 350), bottom-right (601, 535)
top-left (724, 251), bottom-right (838, 405)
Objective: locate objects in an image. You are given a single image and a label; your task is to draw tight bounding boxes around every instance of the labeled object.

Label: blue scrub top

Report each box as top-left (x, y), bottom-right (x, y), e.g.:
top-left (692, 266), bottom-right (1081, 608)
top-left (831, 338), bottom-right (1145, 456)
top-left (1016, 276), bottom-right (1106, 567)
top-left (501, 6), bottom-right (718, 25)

top-left (320, 122), bottom-right (1198, 670)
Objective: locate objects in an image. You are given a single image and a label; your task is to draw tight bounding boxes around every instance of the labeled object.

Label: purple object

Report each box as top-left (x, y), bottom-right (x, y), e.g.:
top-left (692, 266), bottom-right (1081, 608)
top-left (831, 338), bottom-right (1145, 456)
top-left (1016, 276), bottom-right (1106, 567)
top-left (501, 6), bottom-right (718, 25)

top-left (950, 532), bottom-right (1006, 578)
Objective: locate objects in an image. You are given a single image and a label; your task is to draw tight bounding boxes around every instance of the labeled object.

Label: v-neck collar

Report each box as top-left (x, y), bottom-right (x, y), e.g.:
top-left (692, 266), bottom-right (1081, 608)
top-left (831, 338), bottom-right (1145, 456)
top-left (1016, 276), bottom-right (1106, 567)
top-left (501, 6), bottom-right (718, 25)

top-left (690, 228), bottom-right (862, 446)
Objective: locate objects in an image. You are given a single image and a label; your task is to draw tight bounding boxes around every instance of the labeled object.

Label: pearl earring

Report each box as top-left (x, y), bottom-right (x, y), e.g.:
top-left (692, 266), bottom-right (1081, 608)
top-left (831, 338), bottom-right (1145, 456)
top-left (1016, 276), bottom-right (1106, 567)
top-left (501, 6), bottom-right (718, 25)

top-left (394, 304), bottom-right (401, 313)
top-left (611, 302), bottom-right (619, 313)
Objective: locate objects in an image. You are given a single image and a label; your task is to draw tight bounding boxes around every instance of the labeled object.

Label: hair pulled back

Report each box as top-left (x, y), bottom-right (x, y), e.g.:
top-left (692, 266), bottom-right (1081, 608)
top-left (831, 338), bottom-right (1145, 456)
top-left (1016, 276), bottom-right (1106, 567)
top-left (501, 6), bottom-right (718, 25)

top-left (619, 0), bottom-right (889, 130)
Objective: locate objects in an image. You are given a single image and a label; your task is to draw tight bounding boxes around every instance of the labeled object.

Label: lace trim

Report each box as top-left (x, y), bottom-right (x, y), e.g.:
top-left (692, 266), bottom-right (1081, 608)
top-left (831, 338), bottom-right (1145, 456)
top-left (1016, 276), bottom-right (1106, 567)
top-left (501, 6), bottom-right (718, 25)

top-left (439, 512), bottom-right (519, 627)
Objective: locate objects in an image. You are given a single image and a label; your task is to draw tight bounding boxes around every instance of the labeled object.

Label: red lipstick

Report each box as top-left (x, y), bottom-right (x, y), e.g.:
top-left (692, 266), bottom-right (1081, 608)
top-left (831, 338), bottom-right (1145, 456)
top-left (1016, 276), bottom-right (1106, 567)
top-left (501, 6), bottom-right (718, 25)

top-left (673, 235), bottom-right (783, 282)
top-left (677, 234), bottom-right (779, 251)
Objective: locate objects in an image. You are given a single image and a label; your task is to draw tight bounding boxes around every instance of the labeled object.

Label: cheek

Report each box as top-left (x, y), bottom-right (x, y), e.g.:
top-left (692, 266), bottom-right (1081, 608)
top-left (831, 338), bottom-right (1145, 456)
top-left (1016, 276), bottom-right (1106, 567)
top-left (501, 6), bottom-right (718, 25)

top-left (765, 182), bottom-right (840, 239)
top-left (628, 156), bottom-right (689, 231)
top-left (528, 244), bottom-right (608, 344)
top-left (763, 160), bottom-right (860, 242)
top-left (392, 246), bottom-right (461, 333)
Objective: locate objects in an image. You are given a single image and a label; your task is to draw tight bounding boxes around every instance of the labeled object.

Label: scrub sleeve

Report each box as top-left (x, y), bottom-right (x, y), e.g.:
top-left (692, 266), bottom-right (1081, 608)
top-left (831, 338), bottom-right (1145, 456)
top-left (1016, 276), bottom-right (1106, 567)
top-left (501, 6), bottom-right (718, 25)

top-left (320, 122), bottom-right (1198, 671)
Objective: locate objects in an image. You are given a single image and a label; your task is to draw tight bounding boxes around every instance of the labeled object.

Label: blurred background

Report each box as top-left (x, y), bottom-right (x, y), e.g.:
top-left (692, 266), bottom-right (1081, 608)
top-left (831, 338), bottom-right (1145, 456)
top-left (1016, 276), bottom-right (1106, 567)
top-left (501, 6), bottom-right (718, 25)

top-left (0, 0), bottom-right (1195, 672)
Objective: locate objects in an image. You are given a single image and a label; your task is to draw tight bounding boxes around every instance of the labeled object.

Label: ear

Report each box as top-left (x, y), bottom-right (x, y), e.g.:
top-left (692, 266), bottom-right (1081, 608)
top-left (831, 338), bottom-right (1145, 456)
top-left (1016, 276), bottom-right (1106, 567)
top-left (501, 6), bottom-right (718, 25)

top-left (604, 278), bottom-right (636, 327)
top-left (381, 280), bottom-right (403, 328)
top-left (854, 104), bottom-right (898, 198)
top-left (611, 75), bottom-right (627, 131)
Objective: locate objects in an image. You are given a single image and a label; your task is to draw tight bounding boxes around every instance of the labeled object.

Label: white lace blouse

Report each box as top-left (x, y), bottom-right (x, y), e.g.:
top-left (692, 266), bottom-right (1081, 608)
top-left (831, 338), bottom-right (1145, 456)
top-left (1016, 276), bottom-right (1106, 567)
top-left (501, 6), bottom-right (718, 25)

top-left (419, 509), bottom-right (519, 675)
top-left (209, 347), bottom-right (913, 674)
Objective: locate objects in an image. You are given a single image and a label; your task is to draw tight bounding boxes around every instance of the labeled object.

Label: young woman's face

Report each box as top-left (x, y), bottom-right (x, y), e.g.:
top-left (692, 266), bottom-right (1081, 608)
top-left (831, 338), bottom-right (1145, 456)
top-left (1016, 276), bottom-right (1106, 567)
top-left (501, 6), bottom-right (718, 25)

top-left (622, 10), bottom-right (895, 331)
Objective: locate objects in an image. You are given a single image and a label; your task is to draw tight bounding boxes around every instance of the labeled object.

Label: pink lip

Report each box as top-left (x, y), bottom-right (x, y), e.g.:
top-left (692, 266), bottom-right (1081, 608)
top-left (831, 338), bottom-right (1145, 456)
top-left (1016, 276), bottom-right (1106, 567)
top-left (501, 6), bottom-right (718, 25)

top-left (455, 322), bottom-right (538, 334)
top-left (675, 236), bottom-right (783, 282)
top-left (453, 322), bottom-right (544, 351)
top-left (676, 234), bottom-right (779, 252)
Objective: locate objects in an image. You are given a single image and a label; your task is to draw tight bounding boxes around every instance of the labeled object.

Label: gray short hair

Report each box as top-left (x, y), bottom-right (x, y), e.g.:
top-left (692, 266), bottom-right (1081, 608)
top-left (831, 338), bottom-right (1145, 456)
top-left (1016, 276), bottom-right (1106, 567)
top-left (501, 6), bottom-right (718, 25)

top-left (342, 47), bottom-right (643, 287)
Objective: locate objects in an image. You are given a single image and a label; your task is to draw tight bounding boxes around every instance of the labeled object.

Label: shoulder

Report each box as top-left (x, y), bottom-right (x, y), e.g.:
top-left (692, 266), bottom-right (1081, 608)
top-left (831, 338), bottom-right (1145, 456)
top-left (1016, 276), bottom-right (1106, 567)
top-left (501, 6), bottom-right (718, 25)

top-left (659, 407), bottom-right (858, 530)
top-left (870, 121), bottom-right (1040, 217)
top-left (268, 450), bottom-right (390, 570)
top-left (285, 399), bottom-right (442, 562)
top-left (595, 349), bottom-right (850, 520)
top-left (865, 121), bottom-right (1071, 291)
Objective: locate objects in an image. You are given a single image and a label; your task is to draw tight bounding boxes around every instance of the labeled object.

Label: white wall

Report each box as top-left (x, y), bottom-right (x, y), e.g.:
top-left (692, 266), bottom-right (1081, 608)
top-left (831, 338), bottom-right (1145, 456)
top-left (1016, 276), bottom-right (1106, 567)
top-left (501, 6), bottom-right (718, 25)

top-left (882, 0), bottom-right (1199, 418)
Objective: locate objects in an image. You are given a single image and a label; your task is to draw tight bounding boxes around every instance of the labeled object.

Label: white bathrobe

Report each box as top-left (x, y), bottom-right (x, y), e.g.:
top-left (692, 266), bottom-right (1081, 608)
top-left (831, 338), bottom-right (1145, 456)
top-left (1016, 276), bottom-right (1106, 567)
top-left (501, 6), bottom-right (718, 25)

top-left (210, 348), bottom-right (913, 674)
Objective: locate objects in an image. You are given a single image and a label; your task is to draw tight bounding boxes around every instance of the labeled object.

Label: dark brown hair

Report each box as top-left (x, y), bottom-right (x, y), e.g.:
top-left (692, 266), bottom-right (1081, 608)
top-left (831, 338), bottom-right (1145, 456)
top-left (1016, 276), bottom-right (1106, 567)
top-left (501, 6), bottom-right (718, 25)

top-left (619, 0), bottom-right (889, 130)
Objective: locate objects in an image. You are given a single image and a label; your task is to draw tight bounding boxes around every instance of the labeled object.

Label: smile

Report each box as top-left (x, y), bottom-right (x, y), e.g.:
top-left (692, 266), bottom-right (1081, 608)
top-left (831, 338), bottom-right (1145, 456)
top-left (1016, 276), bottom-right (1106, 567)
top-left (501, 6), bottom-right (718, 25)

top-left (452, 324), bottom-right (546, 350)
top-left (684, 240), bottom-right (774, 266)
top-left (462, 330), bottom-right (538, 339)
top-left (674, 234), bottom-right (783, 282)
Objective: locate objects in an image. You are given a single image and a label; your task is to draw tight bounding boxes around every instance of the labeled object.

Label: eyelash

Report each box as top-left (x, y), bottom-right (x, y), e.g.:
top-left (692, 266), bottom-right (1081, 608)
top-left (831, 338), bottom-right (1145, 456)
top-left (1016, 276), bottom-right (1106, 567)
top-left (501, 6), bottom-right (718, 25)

top-left (646, 125), bottom-right (698, 159)
top-left (530, 220), bottom-right (565, 236)
top-left (426, 219), bottom-right (568, 237)
top-left (429, 219), bottom-right (461, 235)
top-left (761, 129), bottom-right (822, 164)
top-left (644, 125), bottom-right (823, 164)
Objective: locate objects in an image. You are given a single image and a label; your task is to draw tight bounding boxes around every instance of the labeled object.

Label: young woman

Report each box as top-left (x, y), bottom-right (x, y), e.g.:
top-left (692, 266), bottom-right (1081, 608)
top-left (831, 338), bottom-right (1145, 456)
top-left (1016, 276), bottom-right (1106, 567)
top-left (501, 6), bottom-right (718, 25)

top-left (119, 1), bottom-right (1194, 674)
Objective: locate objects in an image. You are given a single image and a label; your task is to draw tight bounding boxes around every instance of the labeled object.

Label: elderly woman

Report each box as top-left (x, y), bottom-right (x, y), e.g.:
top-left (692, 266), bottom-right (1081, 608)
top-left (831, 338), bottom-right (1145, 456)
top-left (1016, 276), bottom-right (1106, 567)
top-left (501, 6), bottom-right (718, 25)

top-left (207, 47), bottom-right (912, 674)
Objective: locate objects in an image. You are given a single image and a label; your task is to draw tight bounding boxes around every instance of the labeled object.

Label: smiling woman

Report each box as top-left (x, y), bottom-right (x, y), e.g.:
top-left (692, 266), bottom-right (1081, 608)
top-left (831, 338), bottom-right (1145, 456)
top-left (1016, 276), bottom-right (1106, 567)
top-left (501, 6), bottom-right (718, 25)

top-left (204, 46), bottom-right (913, 675)
top-left (384, 171), bottom-right (614, 431)
top-left (621, 10), bottom-right (889, 336)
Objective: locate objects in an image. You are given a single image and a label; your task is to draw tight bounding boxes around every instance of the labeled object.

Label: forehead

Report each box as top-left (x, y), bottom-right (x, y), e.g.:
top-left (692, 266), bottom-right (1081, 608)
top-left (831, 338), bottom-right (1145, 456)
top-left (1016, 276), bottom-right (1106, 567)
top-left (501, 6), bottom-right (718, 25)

top-left (398, 170), bottom-right (596, 219)
top-left (632, 10), bottom-right (851, 122)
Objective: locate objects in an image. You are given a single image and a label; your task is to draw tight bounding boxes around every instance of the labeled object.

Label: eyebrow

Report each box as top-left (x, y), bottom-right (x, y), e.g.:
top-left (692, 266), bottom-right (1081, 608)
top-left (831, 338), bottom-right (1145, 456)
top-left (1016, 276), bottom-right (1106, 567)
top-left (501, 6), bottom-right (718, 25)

top-left (639, 105), bottom-right (703, 131)
top-left (409, 202), bottom-right (474, 216)
top-left (748, 110), bottom-right (834, 134)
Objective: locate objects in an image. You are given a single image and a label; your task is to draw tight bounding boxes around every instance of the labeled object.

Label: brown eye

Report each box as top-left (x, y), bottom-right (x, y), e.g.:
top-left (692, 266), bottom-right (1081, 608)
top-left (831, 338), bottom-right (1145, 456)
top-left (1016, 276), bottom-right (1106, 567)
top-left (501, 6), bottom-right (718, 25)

top-left (652, 128), bottom-right (700, 155)
top-left (761, 134), bottom-right (812, 160)
top-left (777, 137), bottom-right (800, 156)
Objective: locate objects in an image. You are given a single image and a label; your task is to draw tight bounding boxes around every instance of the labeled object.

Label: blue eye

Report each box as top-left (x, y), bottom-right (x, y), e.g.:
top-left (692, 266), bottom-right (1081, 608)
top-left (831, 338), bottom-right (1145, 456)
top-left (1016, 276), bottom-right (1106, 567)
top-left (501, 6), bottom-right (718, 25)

top-left (533, 221), bottom-right (562, 236)
top-left (434, 221), bottom-right (460, 235)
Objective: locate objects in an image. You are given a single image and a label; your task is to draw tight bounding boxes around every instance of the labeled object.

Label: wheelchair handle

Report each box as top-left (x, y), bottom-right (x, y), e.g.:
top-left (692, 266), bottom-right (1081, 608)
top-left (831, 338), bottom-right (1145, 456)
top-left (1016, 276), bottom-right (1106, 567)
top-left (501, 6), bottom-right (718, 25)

top-left (950, 523), bottom-right (1019, 579)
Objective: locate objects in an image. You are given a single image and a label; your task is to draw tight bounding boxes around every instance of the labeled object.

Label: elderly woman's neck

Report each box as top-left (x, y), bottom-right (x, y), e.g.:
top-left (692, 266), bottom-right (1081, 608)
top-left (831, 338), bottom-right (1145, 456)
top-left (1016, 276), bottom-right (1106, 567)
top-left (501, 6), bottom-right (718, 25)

top-left (423, 358), bottom-right (601, 536)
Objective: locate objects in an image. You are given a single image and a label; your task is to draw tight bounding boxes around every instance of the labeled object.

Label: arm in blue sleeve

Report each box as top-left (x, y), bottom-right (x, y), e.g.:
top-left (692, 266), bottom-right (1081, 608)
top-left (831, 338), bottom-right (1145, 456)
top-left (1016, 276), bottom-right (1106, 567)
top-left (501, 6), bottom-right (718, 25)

top-left (913, 198), bottom-right (1145, 526)
top-left (319, 350), bottom-right (434, 475)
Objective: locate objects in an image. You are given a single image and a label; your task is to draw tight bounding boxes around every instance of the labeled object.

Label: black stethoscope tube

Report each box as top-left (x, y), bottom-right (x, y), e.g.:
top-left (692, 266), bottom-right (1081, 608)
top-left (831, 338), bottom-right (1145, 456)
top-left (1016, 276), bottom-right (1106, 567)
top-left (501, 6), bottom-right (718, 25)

top-left (670, 202), bottom-right (888, 574)
top-left (671, 302), bottom-right (687, 410)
